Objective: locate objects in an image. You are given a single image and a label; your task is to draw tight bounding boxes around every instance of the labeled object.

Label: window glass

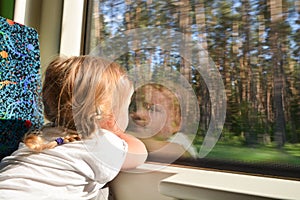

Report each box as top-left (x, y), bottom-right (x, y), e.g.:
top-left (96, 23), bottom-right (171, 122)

top-left (85, 0), bottom-right (300, 179)
top-left (0, 0), bottom-right (15, 20)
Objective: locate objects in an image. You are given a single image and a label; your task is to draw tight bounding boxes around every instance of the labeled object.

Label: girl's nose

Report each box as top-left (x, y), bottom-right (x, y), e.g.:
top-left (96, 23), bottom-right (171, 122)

top-left (130, 110), bottom-right (150, 127)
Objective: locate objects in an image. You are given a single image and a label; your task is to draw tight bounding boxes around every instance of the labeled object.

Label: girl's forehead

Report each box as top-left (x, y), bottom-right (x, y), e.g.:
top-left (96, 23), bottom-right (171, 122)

top-left (136, 86), bottom-right (174, 103)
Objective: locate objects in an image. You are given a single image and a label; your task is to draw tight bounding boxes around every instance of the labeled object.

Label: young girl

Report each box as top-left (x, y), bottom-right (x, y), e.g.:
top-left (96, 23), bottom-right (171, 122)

top-left (0, 56), bottom-right (148, 200)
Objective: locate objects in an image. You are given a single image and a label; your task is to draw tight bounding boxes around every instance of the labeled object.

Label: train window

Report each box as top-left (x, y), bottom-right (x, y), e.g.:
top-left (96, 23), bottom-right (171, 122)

top-left (84, 0), bottom-right (300, 179)
top-left (0, 0), bottom-right (15, 19)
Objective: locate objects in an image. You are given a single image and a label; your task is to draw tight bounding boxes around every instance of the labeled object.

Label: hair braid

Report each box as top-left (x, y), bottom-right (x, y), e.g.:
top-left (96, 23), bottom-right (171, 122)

top-left (62, 133), bottom-right (82, 143)
top-left (23, 129), bottom-right (82, 152)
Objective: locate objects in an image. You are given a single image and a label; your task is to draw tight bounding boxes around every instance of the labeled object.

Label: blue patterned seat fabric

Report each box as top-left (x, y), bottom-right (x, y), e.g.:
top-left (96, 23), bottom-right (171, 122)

top-left (0, 16), bottom-right (43, 159)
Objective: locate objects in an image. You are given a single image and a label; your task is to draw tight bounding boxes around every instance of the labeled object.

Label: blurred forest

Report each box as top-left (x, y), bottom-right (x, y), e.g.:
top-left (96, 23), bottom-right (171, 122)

top-left (86, 0), bottom-right (300, 164)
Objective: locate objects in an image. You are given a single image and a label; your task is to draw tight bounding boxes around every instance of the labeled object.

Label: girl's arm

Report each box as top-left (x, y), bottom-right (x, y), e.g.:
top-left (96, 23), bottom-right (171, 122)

top-left (117, 133), bottom-right (148, 170)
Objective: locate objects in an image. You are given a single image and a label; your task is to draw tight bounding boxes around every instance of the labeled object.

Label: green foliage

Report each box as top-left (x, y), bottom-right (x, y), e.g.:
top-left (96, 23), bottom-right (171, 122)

top-left (206, 143), bottom-right (300, 165)
top-left (218, 128), bottom-right (245, 146)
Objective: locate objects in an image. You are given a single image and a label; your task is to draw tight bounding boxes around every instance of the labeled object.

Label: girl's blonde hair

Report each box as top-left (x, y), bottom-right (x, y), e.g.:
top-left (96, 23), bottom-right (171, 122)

top-left (24, 55), bottom-right (127, 152)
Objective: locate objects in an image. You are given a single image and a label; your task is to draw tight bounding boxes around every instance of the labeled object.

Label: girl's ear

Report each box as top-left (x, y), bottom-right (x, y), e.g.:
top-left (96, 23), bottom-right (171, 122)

top-left (98, 118), bottom-right (108, 129)
top-left (101, 116), bottom-right (125, 136)
top-left (99, 116), bottom-right (115, 130)
top-left (106, 119), bottom-right (115, 128)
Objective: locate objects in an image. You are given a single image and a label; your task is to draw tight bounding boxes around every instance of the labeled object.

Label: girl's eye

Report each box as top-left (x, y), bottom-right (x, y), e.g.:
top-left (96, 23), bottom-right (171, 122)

top-left (144, 102), bottom-right (162, 112)
top-left (143, 102), bottom-right (154, 111)
top-left (149, 105), bottom-right (155, 112)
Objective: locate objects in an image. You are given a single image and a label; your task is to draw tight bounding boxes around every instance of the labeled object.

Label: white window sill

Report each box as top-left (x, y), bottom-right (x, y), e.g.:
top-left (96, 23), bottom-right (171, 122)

top-left (132, 163), bottom-right (300, 200)
top-left (159, 167), bottom-right (299, 199)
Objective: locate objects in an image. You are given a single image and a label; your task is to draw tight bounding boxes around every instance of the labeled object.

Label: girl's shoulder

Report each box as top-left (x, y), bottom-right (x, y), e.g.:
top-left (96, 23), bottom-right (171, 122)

top-left (83, 128), bottom-right (128, 155)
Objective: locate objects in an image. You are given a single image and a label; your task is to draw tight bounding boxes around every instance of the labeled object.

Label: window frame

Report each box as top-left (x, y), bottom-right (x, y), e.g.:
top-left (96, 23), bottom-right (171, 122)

top-left (59, 0), bottom-right (87, 57)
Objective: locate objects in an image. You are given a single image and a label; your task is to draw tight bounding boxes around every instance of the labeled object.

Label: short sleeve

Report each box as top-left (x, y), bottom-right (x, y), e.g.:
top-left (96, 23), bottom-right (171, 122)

top-left (82, 129), bottom-right (128, 183)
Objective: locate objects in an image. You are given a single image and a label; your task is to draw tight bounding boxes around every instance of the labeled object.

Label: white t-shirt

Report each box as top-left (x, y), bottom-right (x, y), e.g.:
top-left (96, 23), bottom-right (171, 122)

top-left (0, 129), bottom-right (128, 200)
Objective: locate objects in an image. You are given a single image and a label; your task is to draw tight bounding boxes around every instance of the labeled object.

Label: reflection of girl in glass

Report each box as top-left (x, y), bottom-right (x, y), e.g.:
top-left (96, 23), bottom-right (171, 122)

top-left (128, 83), bottom-right (197, 161)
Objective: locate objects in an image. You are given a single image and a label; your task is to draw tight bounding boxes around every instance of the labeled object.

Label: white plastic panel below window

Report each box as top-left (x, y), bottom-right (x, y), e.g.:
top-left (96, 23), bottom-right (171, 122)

top-left (159, 168), bottom-right (300, 200)
top-left (111, 163), bottom-right (300, 200)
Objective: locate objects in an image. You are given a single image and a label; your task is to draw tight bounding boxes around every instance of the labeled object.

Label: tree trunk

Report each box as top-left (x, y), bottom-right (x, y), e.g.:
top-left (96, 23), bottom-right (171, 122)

top-left (269, 0), bottom-right (286, 148)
